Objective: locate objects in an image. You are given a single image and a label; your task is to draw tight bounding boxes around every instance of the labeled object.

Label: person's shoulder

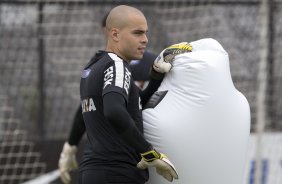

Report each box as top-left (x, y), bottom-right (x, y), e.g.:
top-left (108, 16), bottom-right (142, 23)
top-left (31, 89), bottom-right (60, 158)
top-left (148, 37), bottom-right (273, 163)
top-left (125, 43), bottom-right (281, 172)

top-left (84, 50), bottom-right (107, 68)
top-left (129, 50), bottom-right (157, 81)
top-left (106, 52), bottom-right (131, 70)
top-left (130, 51), bottom-right (157, 68)
top-left (142, 51), bottom-right (157, 64)
top-left (107, 52), bottom-right (124, 63)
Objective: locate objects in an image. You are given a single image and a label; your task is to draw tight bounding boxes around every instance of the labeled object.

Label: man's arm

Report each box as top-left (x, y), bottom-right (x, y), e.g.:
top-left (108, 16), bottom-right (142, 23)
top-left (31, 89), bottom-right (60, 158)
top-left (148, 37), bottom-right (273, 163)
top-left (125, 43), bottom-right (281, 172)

top-left (103, 92), bottom-right (151, 152)
top-left (140, 42), bottom-right (193, 107)
top-left (139, 75), bottom-right (163, 107)
top-left (68, 106), bottom-right (85, 146)
top-left (58, 106), bottom-right (85, 184)
top-left (103, 92), bottom-right (178, 182)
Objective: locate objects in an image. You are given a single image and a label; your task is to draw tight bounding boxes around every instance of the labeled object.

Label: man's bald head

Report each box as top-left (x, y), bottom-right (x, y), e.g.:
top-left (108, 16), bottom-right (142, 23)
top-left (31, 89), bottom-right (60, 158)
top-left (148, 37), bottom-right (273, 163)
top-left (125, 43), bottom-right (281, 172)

top-left (106, 5), bottom-right (145, 30)
top-left (105, 5), bottom-right (148, 62)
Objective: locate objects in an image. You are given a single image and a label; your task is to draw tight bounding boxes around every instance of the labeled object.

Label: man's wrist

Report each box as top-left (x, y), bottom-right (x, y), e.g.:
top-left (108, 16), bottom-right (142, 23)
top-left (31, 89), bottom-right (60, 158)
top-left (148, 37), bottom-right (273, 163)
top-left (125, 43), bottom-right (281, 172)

top-left (150, 68), bottom-right (165, 80)
top-left (141, 149), bottom-right (161, 162)
top-left (63, 142), bottom-right (77, 155)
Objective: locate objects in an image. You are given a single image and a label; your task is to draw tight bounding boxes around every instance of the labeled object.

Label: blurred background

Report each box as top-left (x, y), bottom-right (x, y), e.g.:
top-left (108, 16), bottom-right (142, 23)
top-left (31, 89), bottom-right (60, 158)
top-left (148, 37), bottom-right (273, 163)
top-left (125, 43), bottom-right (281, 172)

top-left (0, 0), bottom-right (281, 183)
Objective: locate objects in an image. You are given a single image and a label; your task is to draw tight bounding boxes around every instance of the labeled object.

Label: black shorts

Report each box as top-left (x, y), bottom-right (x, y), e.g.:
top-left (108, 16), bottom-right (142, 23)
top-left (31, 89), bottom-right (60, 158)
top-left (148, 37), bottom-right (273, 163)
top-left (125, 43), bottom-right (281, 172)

top-left (78, 169), bottom-right (144, 184)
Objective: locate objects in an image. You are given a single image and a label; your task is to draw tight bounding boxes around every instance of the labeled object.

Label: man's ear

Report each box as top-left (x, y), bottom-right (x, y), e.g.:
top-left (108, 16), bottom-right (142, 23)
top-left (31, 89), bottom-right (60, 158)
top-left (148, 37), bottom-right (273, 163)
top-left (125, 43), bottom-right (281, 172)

top-left (111, 28), bottom-right (119, 42)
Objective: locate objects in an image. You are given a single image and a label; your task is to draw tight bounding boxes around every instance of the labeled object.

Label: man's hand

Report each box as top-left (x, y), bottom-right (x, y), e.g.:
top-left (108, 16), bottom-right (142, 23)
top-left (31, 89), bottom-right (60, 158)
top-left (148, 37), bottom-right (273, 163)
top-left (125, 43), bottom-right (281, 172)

top-left (151, 42), bottom-right (192, 80)
top-left (58, 142), bottom-right (78, 184)
top-left (153, 53), bottom-right (173, 73)
top-left (137, 149), bottom-right (179, 182)
top-left (153, 42), bottom-right (193, 73)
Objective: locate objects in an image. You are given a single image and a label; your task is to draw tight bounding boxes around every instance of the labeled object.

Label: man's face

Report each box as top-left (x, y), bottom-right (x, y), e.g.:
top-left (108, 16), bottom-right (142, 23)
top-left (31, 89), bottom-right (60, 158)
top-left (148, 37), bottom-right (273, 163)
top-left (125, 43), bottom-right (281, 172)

top-left (117, 14), bottom-right (148, 61)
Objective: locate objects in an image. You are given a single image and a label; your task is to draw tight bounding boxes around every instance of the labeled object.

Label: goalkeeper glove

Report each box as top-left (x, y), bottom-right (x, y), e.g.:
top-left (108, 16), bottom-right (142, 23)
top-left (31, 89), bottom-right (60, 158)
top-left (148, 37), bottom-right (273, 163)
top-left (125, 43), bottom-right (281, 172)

top-left (137, 149), bottom-right (179, 182)
top-left (58, 142), bottom-right (78, 184)
top-left (151, 42), bottom-right (192, 79)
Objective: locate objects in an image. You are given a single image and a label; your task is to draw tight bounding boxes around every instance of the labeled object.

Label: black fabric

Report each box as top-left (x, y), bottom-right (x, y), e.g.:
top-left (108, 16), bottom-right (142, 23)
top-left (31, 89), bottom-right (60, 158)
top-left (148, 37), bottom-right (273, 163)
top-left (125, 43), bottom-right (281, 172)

top-left (143, 91), bottom-right (168, 109)
top-left (79, 51), bottom-right (149, 183)
top-left (140, 77), bottom-right (163, 107)
top-left (149, 67), bottom-right (165, 80)
top-left (84, 50), bottom-right (105, 69)
top-left (130, 51), bottom-right (157, 81)
top-left (103, 92), bottom-right (151, 153)
top-left (79, 169), bottom-right (143, 184)
top-left (66, 51), bottom-right (159, 147)
top-left (68, 106), bottom-right (85, 146)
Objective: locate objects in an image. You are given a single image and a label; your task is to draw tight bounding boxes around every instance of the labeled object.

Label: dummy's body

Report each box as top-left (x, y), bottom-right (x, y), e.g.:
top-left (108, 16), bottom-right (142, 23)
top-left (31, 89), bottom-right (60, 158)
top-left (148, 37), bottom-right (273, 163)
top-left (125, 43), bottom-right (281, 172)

top-left (142, 38), bottom-right (250, 184)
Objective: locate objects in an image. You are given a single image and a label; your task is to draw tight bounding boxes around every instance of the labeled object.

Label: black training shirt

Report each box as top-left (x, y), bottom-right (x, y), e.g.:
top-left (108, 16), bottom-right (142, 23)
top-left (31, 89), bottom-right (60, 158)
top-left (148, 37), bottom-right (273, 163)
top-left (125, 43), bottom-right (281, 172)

top-left (79, 51), bottom-right (150, 183)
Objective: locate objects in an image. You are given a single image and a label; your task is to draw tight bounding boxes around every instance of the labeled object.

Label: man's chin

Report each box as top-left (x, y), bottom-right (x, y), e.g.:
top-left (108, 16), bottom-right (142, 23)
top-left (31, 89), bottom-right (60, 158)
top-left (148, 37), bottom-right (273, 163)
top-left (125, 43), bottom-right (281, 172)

top-left (137, 53), bottom-right (144, 60)
top-left (131, 56), bottom-right (143, 61)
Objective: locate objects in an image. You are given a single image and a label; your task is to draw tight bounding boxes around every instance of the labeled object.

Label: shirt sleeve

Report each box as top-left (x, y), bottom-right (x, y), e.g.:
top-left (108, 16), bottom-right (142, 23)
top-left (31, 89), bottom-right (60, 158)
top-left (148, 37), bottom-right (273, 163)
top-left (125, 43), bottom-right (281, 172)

top-left (103, 92), bottom-right (152, 153)
top-left (67, 105), bottom-right (85, 146)
top-left (102, 56), bottom-right (131, 102)
top-left (140, 77), bottom-right (163, 107)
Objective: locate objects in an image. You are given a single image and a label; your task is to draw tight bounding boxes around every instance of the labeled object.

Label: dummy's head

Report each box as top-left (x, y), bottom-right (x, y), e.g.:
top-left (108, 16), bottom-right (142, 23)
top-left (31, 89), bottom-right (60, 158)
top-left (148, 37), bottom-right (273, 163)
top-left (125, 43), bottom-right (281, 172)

top-left (159, 38), bottom-right (231, 93)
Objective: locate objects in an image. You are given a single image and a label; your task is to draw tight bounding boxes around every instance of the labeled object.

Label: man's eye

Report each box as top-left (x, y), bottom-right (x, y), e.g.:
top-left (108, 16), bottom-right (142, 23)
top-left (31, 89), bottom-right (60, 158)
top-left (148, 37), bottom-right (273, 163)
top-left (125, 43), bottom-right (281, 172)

top-left (133, 31), bottom-right (145, 35)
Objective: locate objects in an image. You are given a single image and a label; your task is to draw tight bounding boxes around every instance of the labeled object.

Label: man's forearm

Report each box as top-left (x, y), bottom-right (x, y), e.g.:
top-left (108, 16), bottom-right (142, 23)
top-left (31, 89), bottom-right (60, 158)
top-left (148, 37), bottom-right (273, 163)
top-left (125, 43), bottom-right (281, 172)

top-left (68, 106), bottom-right (85, 146)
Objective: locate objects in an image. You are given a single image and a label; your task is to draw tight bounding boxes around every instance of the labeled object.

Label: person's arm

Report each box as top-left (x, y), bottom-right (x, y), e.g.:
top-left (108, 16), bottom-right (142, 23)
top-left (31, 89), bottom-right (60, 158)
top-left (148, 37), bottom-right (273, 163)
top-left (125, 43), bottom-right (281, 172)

top-left (139, 72), bottom-right (164, 107)
top-left (68, 106), bottom-right (85, 146)
top-left (103, 92), bottom-right (151, 153)
top-left (139, 48), bottom-right (171, 107)
top-left (59, 106), bottom-right (85, 184)
top-left (103, 92), bottom-right (178, 182)
top-left (140, 42), bottom-right (193, 107)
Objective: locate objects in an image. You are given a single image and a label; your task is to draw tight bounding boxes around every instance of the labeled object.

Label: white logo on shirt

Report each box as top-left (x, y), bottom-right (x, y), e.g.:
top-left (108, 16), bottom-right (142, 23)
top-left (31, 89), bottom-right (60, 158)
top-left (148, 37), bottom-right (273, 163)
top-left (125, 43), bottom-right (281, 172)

top-left (103, 66), bottom-right (114, 88)
top-left (124, 67), bottom-right (131, 94)
top-left (81, 98), bottom-right (96, 113)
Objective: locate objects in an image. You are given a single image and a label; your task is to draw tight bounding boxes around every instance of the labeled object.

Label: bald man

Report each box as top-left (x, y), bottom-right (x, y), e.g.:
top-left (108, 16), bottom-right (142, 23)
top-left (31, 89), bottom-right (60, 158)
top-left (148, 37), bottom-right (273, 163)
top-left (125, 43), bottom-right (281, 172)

top-left (78, 5), bottom-right (177, 184)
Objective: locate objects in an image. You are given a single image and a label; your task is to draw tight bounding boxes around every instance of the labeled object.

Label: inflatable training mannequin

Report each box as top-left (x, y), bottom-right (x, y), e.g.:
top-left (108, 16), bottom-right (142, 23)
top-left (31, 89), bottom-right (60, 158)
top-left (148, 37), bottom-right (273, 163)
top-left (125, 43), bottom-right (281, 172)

top-left (142, 38), bottom-right (250, 184)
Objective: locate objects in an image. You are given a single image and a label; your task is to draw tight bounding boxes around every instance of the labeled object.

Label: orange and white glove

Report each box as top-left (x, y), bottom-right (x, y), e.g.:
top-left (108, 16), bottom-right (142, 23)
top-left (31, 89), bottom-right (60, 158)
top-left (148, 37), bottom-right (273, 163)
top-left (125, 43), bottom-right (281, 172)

top-left (58, 142), bottom-right (78, 184)
top-left (137, 149), bottom-right (179, 182)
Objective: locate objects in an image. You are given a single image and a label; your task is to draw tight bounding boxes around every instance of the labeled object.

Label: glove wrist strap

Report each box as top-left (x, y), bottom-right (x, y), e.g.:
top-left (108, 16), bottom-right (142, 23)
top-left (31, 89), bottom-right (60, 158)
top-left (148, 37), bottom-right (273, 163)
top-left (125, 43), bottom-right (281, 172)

top-left (141, 149), bottom-right (161, 162)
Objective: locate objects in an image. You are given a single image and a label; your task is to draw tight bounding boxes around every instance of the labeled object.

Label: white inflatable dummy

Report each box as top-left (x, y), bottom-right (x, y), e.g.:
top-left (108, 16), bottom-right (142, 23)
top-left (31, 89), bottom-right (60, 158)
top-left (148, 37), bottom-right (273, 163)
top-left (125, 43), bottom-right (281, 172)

top-left (142, 38), bottom-right (250, 184)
